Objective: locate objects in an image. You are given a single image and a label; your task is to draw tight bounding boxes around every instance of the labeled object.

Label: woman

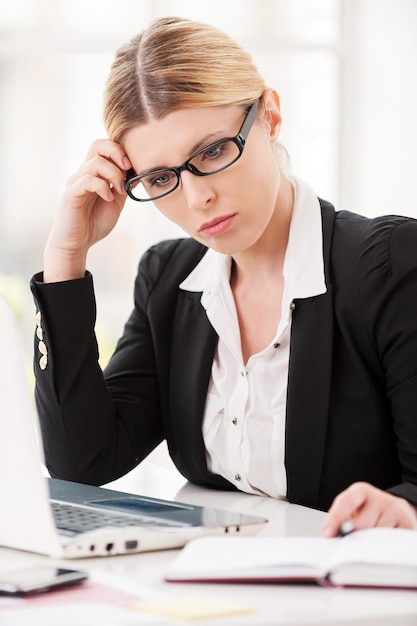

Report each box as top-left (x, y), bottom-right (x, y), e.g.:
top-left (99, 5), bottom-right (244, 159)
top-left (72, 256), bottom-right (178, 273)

top-left (31, 16), bottom-right (417, 537)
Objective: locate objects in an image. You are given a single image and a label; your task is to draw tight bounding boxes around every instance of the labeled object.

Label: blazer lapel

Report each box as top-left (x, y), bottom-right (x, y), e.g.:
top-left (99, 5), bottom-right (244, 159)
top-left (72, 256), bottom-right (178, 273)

top-left (168, 289), bottom-right (222, 484)
top-left (285, 201), bottom-right (336, 509)
top-left (285, 289), bottom-right (334, 508)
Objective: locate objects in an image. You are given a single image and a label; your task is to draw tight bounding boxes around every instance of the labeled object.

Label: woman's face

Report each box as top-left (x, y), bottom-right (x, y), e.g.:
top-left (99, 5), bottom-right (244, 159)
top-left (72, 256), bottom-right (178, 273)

top-left (121, 92), bottom-right (283, 257)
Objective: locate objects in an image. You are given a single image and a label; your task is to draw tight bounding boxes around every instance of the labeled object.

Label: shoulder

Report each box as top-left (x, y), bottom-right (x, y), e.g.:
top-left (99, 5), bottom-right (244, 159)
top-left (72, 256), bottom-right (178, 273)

top-left (324, 204), bottom-right (417, 279)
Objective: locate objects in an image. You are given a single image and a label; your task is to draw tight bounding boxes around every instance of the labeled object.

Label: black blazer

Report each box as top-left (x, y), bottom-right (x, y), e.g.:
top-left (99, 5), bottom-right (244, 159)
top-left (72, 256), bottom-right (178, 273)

top-left (31, 199), bottom-right (417, 511)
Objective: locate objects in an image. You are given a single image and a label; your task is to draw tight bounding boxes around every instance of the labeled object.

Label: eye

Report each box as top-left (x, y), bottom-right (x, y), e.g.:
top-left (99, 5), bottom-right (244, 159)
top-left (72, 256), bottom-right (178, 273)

top-left (202, 142), bottom-right (226, 160)
top-left (144, 170), bottom-right (176, 189)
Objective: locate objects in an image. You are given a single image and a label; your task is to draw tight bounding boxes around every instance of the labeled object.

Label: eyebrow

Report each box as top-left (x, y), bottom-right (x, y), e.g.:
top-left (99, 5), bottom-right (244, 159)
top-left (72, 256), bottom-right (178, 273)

top-left (136, 130), bottom-right (226, 177)
top-left (189, 131), bottom-right (224, 155)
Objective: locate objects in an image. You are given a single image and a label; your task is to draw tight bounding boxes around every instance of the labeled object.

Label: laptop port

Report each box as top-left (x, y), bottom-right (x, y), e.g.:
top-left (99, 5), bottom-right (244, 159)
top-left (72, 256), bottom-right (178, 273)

top-left (125, 540), bottom-right (139, 550)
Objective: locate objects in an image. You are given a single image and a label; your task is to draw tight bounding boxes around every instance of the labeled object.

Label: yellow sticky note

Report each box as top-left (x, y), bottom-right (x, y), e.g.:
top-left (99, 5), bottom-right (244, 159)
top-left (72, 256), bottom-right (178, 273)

top-left (132, 594), bottom-right (253, 620)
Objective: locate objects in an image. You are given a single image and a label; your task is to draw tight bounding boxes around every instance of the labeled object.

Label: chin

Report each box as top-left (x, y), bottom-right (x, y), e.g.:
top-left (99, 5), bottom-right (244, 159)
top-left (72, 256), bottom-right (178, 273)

top-left (206, 240), bottom-right (256, 257)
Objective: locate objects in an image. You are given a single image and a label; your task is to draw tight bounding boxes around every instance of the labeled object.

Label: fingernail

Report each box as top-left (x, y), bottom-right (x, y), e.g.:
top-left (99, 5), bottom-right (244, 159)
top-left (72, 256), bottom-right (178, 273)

top-left (123, 156), bottom-right (131, 169)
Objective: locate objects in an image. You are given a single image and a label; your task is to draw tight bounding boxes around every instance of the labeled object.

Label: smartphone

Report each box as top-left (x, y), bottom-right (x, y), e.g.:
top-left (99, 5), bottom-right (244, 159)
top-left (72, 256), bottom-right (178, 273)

top-left (0, 566), bottom-right (88, 596)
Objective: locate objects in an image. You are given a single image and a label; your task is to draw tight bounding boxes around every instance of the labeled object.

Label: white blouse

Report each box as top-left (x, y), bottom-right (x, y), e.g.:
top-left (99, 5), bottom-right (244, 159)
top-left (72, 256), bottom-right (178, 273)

top-left (180, 177), bottom-right (327, 498)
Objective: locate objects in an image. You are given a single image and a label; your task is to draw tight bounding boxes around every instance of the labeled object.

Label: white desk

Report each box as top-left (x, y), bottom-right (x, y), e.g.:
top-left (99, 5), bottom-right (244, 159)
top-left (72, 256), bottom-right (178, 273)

top-left (1, 463), bottom-right (417, 625)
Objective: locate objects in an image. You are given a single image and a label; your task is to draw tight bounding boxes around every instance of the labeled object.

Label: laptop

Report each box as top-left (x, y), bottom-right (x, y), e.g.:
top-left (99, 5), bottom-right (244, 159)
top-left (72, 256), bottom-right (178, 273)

top-left (0, 297), bottom-right (267, 558)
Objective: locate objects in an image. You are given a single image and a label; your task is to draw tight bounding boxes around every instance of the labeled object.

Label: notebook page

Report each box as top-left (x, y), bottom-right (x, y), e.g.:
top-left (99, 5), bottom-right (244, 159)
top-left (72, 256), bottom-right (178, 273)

top-left (326, 527), bottom-right (417, 570)
top-left (166, 536), bottom-right (339, 579)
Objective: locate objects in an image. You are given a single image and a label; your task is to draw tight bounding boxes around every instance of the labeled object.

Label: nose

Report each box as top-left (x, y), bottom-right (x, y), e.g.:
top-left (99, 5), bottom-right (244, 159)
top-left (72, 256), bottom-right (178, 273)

top-left (180, 170), bottom-right (215, 211)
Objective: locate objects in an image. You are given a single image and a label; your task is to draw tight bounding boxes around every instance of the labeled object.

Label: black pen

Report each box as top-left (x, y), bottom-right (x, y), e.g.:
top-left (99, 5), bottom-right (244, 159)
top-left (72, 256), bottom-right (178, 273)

top-left (338, 520), bottom-right (355, 537)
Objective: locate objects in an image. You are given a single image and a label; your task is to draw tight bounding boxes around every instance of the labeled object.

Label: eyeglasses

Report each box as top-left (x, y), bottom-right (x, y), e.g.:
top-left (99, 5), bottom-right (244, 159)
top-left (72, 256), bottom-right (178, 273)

top-left (124, 99), bottom-right (259, 202)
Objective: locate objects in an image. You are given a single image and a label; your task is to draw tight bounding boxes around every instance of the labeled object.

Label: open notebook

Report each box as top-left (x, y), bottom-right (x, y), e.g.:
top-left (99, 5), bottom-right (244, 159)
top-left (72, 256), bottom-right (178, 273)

top-left (0, 297), bottom-right (267, 558)
top-left (165, 531), bottom-right (417, 589)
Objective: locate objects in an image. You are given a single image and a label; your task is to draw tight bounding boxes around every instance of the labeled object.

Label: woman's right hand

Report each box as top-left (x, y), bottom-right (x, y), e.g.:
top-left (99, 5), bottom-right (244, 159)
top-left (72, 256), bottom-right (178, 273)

top-left (44, 139), bottom-right (132, 283)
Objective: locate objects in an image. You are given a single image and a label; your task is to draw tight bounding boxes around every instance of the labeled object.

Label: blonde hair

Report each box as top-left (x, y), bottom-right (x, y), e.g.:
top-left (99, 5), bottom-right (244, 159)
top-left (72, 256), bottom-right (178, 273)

top-left (103, 16), bottom-right (267, 142)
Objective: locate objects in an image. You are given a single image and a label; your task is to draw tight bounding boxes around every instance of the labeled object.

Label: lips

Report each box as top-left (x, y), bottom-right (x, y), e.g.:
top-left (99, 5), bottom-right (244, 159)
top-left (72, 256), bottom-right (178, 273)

top-left (199, 214), bottom-right (237, 237)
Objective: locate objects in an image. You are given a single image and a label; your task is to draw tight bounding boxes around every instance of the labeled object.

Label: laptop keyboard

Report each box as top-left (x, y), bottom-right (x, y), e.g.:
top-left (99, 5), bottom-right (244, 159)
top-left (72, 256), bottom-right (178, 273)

top-left (51, 501), bottom-right (173, 536)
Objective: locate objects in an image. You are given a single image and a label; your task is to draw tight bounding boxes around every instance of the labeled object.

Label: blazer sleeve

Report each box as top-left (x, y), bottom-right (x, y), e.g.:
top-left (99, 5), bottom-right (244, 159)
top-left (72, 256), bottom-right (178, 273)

top-left (359, 216), bottom-right (417, 506)
top-left (31, 258), bottom-right (166, 485)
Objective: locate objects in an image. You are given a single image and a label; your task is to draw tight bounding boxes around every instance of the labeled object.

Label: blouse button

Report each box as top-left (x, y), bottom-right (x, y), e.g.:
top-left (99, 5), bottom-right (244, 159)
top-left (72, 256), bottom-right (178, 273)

top-left (232, 417), bottom-right (237, 425)
top-left (235, 473), bottom-right (241, 482)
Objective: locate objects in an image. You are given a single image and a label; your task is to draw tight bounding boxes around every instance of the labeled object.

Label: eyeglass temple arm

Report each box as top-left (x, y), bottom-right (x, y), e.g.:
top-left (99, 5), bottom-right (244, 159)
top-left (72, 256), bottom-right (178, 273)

top-left (237, 98), bottom-right (260, 145)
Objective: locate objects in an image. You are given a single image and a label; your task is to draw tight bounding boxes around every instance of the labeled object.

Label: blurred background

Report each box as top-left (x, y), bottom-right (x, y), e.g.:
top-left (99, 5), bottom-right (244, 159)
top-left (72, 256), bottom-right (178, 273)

top-left (1, 0), bottom-right (417, 365)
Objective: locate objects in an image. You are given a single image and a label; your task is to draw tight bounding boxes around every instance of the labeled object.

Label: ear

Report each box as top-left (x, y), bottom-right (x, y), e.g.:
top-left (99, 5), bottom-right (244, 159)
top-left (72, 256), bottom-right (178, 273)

top-left (262, 88), bottom-right (282, 142)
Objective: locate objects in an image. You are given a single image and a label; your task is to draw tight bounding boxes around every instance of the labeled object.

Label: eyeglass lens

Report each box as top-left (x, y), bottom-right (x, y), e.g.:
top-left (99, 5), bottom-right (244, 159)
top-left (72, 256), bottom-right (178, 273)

top-left (130, 139), bottom-right (241, 201)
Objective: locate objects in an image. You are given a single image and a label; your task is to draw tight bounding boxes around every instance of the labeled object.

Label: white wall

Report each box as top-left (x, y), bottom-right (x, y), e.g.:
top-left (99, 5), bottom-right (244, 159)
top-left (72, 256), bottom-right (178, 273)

top-left (340, 0), bottom-right (417, 216)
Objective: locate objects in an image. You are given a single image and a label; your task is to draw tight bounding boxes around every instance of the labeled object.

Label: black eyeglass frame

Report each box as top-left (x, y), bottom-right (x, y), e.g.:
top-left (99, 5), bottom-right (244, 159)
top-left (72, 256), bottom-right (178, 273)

top-left (124, 98), bottom-right (260, 202)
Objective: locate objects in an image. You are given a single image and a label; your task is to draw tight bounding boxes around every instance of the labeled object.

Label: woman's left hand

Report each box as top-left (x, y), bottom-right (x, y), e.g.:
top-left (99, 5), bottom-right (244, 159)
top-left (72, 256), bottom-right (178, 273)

top-left (321, 481), bottom-right (417, 537)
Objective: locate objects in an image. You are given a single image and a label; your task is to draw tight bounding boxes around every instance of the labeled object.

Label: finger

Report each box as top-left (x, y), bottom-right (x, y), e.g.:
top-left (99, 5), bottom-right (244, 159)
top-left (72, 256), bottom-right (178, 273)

top-left (84, 138), bottom-right (131, 171)
top-left (346, 504), bottom-right (381, 531)
top-left (377, 497), bottom-right (417, 530)
top-left (68, 174), bottom-right (117, 203)
top-left (68, 156), bottom-right (127, 196)
top-left (351, 492), bottom-right (417, 530)
top-left (321, 482), bottom-right (370, 537)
